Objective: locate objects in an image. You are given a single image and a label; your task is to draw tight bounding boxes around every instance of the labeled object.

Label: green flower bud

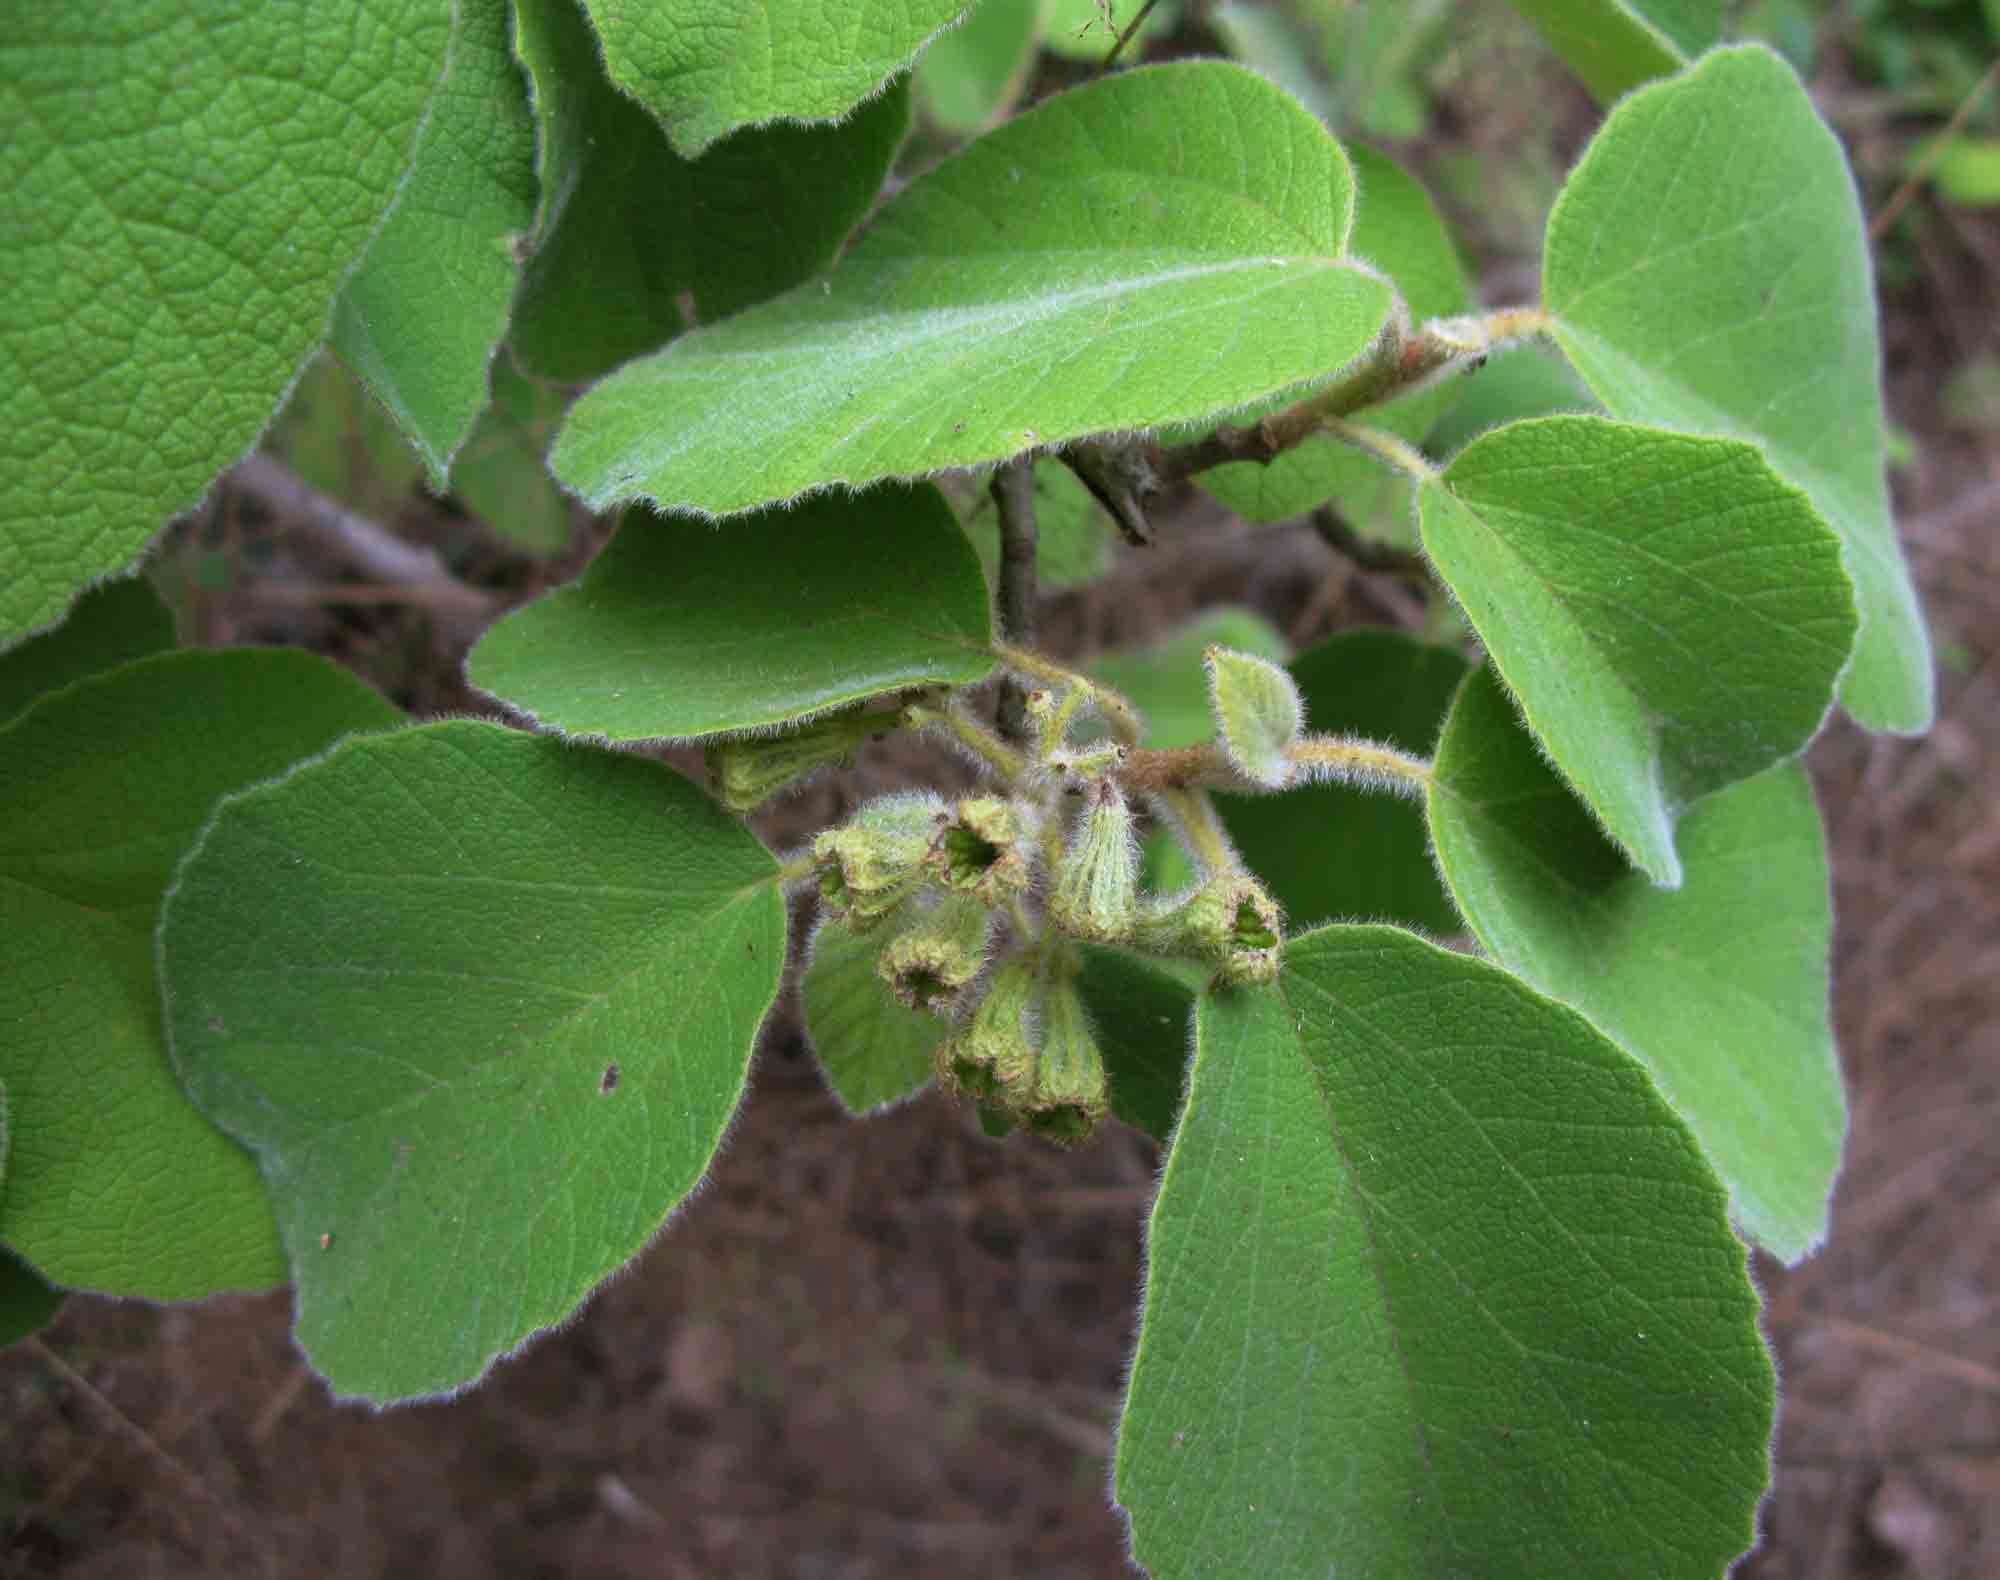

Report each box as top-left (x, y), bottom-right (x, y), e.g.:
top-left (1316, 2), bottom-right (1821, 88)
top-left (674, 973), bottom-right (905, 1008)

top-left (1023, 973), bottom-right (1108, 1145)
top-left (928, 795), bottom-right (1032, 904)
top-left (936, 956), bottom-right (1039, 1101)
top-left (813, 791), bottom-right (946, 930)
top-left (1133, 873), bottom-right (1284, 985)
top-left (876, 892), bottom-right (993, 1013)
top-left (1050, 779), bottom-right (1138, 943)
top-left (706, 710), bottom-right (887, 813)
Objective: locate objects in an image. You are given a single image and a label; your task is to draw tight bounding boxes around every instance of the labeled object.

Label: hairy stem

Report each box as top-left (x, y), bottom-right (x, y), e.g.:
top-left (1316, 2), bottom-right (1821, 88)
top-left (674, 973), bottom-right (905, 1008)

top-left (1155, 786), bottom-right (1239, 877)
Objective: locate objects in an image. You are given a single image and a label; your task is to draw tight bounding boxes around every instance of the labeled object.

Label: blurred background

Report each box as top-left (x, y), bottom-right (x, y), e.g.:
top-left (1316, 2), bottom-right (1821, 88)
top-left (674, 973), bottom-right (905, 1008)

top-left (4, 1), bottom-right (1996, 1575)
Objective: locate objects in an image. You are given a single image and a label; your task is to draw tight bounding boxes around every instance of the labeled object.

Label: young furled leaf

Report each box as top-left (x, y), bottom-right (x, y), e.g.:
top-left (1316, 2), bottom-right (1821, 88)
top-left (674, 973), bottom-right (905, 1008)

top-left (1205, 646), bottom-right (1303, 789)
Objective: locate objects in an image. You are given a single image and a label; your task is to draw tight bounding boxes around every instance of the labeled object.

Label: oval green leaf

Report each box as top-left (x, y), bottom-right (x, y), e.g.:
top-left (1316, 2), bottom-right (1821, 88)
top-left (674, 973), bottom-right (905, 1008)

top-left (0, 0), bottom-right (450, 647)
top-left (1428, 664), bottom-right (1842, 1262)
top-left (577, 0), bottom-right (964, 156)
top-left (0, 577), bottom-right (174, 730)
top-left (1090, 608), bottom-right (1289, 750)
top-left (511, 0), bottom-right (912, 385)
top-left (0, 651), bottom-right (400, 1299)
top-left (331, 0), bottom-right (538, 485)
top-left (1418, 415), bottom-right (1857, 886)
top-left (1215, 630), bottom-right (1466, 934)
top-left (1115, 924), bottom-right (1775, 1578)
top-left (1544, 44), bottom-right (1933, 733)
top-left (468, 484), bottom-right (993, 741)
top-left (552, 61), bottom-right (1395, 519)
top-left (160, 722), bottom-right (787, 1401)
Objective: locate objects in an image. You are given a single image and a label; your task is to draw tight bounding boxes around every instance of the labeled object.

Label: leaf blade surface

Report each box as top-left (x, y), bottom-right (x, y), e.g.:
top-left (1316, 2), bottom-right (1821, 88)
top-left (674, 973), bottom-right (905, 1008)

top-left (1115, 924), bottom-right (1775, 1578)
top-left (160, 722), bottom-right (787, 1401)
top-left (552, 62), bottom-right (1395, 518)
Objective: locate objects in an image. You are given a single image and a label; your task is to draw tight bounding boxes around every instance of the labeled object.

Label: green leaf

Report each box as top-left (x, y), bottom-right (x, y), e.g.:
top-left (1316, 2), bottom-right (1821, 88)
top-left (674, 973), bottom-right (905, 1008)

top-left (511, 0), bottom-right (912, 385)
top-left (1215, 630), bottom-right (1466, 934)
top-left (161, 721), bottom-right (787, 1401)
top-left (0, 577), bottom-right (174, 730)
top-left (0, 651), bottom-right (400, 1299)
top-left (1428, 665), bottom-right (1841, 1262)
top-left (1199, 144), bottom-right (1470, 527)
top-left (448, 350), bottom-right (573, 555)
top-left (0, 0), bottom-right (451, 648)
top-left (1115, 924), bottom-right (1775, 1578)
top-left (1544, 44), bottom-right (1933, 734)
top-left (958, 462), bottom-right (1116, 592)
top-left (552, 61), bottom-right (1396, 519)
top-left (1423, 344), bottom-right (1594, 460)
top-left (265, 354), bottom-right (426, 522)
top-left (1090, 609), bottom-right (1288, 749)
top-left (1075, 944), bottom-right (1198, 1143)
top-left (468, 484), bottom-right (992, 741)
top-left (1418, 416), bottom-right (1857, 886)
top-left (1205, 647), bottom-right (1301, 789)
top-left (0, 1245), bottom-right (64, 1349)
top-left (1043, 0), bottom-right (1178, 60)
top-left (1919, 134), bottom-right (2000, 208)
top-left (802, 914), bottom-right (944, 1113)
top-left (0, 1082), bottom-right (64, 1347)
top-left (332, 0), bottom-right (539, 486)
top-left (576, 0), bottom-right (961, 155)
top-left (916, 0), bottom-right (1046, 134)
top-left (1505, 0), bottom-right (1719, 100)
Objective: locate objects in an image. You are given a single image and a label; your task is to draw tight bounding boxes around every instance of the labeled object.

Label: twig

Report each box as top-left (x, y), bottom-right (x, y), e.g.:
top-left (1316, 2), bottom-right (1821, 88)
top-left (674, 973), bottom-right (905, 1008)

top-left (1310, 506), bottom-right (1430, 580)
top-left (27, 1337), bottom-right (250, 1548)
top-left (1102, 0), bottom-right (1164, 70)
top-left (989, 458), bottom-right (1039, 744)
top-left (226, 452), bottom-right (499, 637)
top-left (1870, 58), bottom-right (2000, 240)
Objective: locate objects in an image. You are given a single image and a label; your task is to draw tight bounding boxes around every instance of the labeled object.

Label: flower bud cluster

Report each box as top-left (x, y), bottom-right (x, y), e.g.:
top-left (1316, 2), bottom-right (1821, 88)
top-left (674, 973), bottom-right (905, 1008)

top-left (790, 661), bottom-right (1296, 1145)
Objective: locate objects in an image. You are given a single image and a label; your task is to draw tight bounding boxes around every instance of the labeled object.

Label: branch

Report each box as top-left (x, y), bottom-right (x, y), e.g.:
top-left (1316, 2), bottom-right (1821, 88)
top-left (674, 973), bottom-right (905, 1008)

top-left (989, 457), bottom-right (1038, 744)
top-left (226, 453), bottom-right (499, 639)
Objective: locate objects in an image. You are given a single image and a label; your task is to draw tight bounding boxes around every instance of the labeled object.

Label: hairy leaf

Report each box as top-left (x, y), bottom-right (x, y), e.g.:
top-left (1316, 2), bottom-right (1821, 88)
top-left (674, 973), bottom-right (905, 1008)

top-left (1419, 416), bottom-right (1856, 886)
top-left (553, 62), bottom-right (1395, 518)
top-left (1201, 143), bottom-right (1471, 526)
top-left (512, 0), bottom-right (911, 384)
top-left (1428, 665), bottom-right (1842, 1261)
top-left (1545, 44), bottom-right (1932, 732)
top-left (162, 722), bottom-right (787, 1401)
top-left (1116, 925), bottom-right (1775, 1578)
top-left (469, 484), bottom-right (992, 740)
top-left (1216, 630), bottom-right (1466, 933)
top-left (0, 652), bottom-right (399, 1298)
top-left (0, 578), bottom-right (174, 730)
top-left (802, 915), bottom-right (943, 1113)
top-left (577, 0), bottom-right (964, 154)
top-left (1506, 0), bottom-right (1720, 100)
top-left (333, 0), bottom-right (538, 485)
top-left (0, 0), bottom-right (450, 646)
top-left (1206, 647), bottom-right (1301, 788)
